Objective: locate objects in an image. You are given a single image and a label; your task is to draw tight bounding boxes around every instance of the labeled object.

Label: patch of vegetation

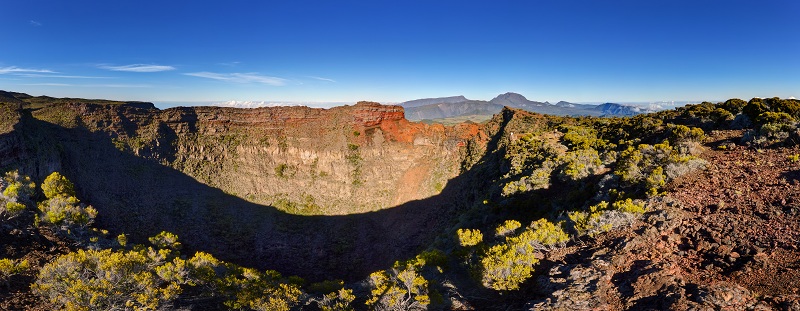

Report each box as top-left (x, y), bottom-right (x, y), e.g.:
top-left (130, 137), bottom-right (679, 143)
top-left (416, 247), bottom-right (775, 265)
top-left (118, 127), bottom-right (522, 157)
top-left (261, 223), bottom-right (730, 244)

top-left (479, 219), bottom-right (568, 290)
top-left (274, 163), bottom-right (296, 179)
top-left (37, 172), bottom-right (98, 234)
top-left (0, 170), bottom-right (36, 221)
top-left (345, 143), bottom-right (364, 186)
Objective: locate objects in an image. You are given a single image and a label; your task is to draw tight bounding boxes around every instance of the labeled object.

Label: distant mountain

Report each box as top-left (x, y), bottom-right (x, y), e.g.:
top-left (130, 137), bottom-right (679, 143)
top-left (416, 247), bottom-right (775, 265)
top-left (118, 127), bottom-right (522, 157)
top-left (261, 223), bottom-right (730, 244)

top-left (404, 100), bottom-right (504, 120)
top-left (400, 95), bottom-right (469, 108)
top-left (489, 92), bottom-right (548, 107)
top-left (400, 92), bottom-right (657, 121)
top-left (593, 103), bottom-right (648, 116)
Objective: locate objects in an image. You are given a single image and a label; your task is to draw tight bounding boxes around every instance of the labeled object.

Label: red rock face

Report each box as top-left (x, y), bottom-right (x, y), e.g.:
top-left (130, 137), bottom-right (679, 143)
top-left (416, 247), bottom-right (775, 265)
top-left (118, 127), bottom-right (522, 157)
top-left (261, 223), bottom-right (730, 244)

top-left (351, 101), bottom-right (405, 128)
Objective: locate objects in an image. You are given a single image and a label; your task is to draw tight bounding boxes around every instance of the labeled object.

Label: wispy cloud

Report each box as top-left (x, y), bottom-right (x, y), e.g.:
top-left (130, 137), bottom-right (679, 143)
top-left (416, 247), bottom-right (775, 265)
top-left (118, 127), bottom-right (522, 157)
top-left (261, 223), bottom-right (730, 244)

top-left (23, 83), bottom-right (150, 88)
top-left (29, 20), bottom-right (41, 26)
top-left (308, 76), bottom-right (336, 83)
top-left (184, 72), bottom-right (287, 86)
top-left (99, 64), bottom-right (176, 72)
top-left (0, 66), bottom-right (55, 74)
top-left (17, 73), bottom-right (110, 79)
top-left (218, 61), bottom-right (241, 67)
top-left (23, 83), bottom-right (71, 87)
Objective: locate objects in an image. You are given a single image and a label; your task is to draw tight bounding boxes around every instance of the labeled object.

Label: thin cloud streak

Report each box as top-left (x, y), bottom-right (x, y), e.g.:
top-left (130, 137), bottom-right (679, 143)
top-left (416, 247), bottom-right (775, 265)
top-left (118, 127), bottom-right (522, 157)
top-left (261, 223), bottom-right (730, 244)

top-left (99, 64), bottom-right (176, 72)
top-left (17, 73), bottom-right (111, 79)
top-left (0, 66), bottom-right (55, 74)
top-left (23, 83), bottom-right (71, 87)
top-left (308, 76), bottom-right (336, 83)
top-left (29, 20), bottom-right (42, 26)
top-left (22, 83), bottom-right (151, 88)
top-left (185, 72), bottom-right (287, 86)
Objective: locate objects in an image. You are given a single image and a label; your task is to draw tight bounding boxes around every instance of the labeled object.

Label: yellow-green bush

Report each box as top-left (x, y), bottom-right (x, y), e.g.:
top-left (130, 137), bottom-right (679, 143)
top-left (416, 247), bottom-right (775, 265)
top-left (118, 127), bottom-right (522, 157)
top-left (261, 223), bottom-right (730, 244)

top-left (502, 160), bottom-right (556, 196)
top-left (521, 219), bottom-right (570, 249)
top-left (559, 125), bottom-right (607, 151)
top-left (457, 228), bottom-right (483, 247)
top-left (0, 258), bottom-right (29, 288)
top-left (557, 148), bottom-right (604, 182)
top-left (366, 263), bottom-right (430, 311)
top-left (220, 267), bottom-right (303, 311)
top-left (41, 172), bottom-right (76, 199)
top-left (149, 231), bottom-right (182, 250)
top-left (36, 172), bottom-right (97, 232)
top-left (33, 248), bottom-right (186, 311)
top-left (615, 141), bottom-right (705, 194)
top-left (0, 170), bottom-right (35, 220)
top-left (612, 198), bottom-right (647, 214)
top-left (495, 220), bottom-right (522, 238)
top-left (479, 219), bottom-right (568, 290)
top-left (480, 240), bottom-right (536, 291)
top-left (37, 195), bottom-right (97, 230)
top-left (568, 199), bottom-right (646, 237)
top-left (317, 288), bottom-right (355, 311)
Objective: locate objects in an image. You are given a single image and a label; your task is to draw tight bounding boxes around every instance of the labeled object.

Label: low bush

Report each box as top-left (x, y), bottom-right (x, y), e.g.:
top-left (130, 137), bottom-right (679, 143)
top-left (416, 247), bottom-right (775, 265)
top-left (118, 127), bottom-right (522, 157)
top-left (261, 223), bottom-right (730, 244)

top-left (366, 260), bottom-right (431, 311)
top-left (479, 219), bottom-right (568, 290)
top-left (457, 229), bottom-right (483, 247)
top-left (0, 258), bottom-right (29, 289)
top-left (568, 199), bottom-right (646, 237)
top-left (0, 170), bottom-right (36, 220)
top-left (557, 148), bottom-right (604, 182)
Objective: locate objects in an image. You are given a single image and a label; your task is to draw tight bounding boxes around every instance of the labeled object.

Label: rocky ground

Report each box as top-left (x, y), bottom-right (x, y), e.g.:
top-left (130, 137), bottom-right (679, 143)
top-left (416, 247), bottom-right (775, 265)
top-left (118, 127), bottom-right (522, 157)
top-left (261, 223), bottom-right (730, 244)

top-left (0, 216), bottom-right (74, 311)
top-left (525, 130), bottom-right (800, 310)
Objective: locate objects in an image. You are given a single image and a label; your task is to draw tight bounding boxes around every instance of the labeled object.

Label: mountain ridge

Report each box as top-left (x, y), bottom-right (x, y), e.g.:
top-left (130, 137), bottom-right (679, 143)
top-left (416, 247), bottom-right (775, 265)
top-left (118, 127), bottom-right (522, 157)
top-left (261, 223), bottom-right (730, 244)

top-left (400, 92), bottom-right (657, 121)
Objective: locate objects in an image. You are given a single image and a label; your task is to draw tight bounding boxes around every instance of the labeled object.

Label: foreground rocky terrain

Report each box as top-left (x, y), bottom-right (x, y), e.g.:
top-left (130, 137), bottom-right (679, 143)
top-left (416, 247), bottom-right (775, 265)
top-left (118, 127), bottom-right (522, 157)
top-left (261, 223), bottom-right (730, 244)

top-left (523, 138), bottom-right (800, 310)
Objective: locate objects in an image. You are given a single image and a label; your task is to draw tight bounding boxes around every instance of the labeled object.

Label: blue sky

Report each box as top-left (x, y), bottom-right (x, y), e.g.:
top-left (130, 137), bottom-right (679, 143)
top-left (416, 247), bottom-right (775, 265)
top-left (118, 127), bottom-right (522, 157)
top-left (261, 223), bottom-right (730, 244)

top-left (1, 0), bottom-right (798, 106)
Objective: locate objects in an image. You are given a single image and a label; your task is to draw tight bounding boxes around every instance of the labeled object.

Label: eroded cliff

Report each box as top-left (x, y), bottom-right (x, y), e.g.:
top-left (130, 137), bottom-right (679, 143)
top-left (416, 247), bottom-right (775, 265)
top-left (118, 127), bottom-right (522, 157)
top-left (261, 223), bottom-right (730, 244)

top-left (0, 101), bottom-right (488, 280)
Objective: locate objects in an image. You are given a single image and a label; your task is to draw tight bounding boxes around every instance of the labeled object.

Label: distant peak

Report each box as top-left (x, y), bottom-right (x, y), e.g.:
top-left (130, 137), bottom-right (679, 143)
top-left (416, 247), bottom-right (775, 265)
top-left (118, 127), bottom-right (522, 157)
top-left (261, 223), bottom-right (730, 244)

top-left (492, 92), bottom-right (528, 101)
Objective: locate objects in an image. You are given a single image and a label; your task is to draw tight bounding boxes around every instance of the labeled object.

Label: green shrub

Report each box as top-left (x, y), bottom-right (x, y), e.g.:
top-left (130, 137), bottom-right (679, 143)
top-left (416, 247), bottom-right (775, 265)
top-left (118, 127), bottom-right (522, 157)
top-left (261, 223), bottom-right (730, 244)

top-left (504, 134), bottom-right (562, 176)
top-left (117, 234), bottom-right (128, 247)
top-left (568, 199), bottom-right (646, 237)
top-left (557, 148), bottom-right (604, 182)
top-left (366, 263), bottom-right (430, 310)
top-left (558, 125), bottom-right (607, 151)
top-left (36, 172), bottom-right (97, 233)
top-left (180, 251), bottom-right (303, 311)
top-left (615, 141), bottom-right (705, 194)
top-left (33, 248), bottom-right (187, 311)
top-left (502, 160), bottom-right (556, 196)
top-left (521, 219), bottom-right (570, 249)
top-left (37, 195), bottom-right (97, 230)
top-left (457, 228), bottom-right (483, 247)
top-left (611, 198), bottom-right (647, 214)
top-left (219, 267), bottom-right (303, 311)
top-left (41, 172), bottom-right (76, 199)
top-left (720, 98), bottom-right (747, 115)
top-left (414, 249), bottom-right (448, 270)
top-left (480, 240), bottom-right (536, 291)
top-left (317, 288), bottom-right (355, 311)
top-left (757, 112), bottom-right (795, 125)
top-left (479, 219), bottom-right (568, 290)
top-left (495, 220), bottom-right (522, 238)
top-left (0, 258), bottom-right (29, 288)
top-left (149, 231), bottom-right (182, 250)
top-left (0, 170), bottom-right (36, 220)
